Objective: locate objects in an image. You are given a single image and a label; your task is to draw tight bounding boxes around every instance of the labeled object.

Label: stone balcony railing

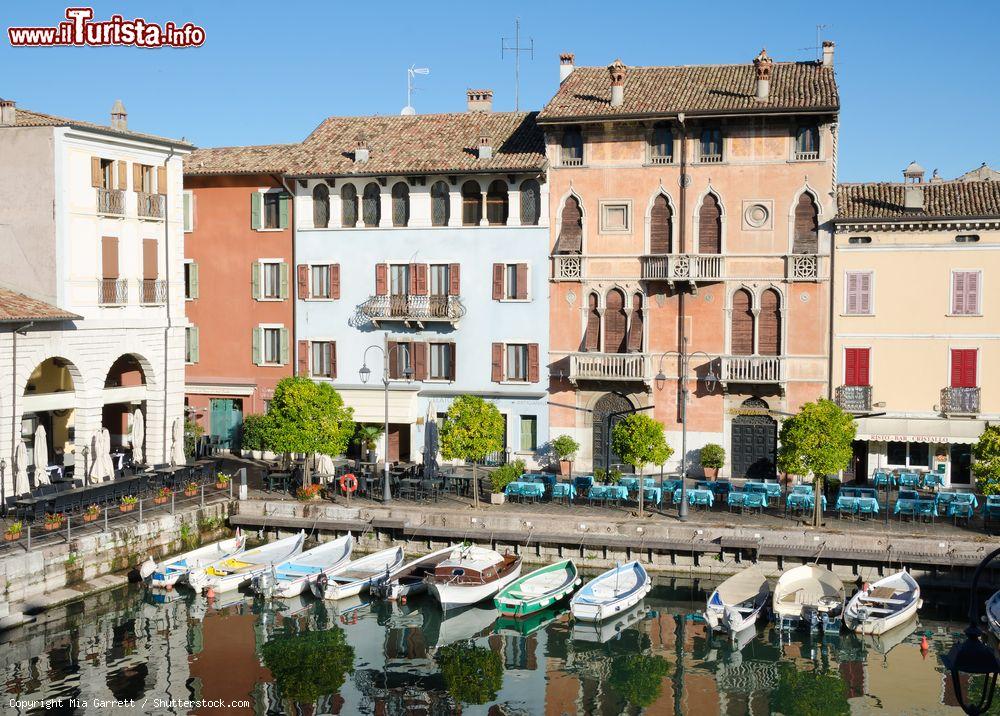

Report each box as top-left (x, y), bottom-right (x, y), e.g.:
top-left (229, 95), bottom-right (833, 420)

top-left (940, 386), bottom-right (980, 415)
top-left (553, 253), bottom-right (825, 283)
top-left (359, 294), bottom-right (466, 327)
top-left (137, 192), bottom-right (165, 219)
top-left (140, 278), bottom-right (167, 304)
top-left (835, 385), bottom-right (872, 412)
top-left (569, 352), bottom-right (652, 384)
top-left (642, 254), bottom-right (724, 283)
top-left (553, 255), bottom-right (583, 280)
top-left (97, 188), bottom-right (125, 216)
top-left (785, 254), bottom-right (821, 281)
top-left (720, 355), bottom-right (784, 385)
top-left (98, 278), bottom-right (128, 305)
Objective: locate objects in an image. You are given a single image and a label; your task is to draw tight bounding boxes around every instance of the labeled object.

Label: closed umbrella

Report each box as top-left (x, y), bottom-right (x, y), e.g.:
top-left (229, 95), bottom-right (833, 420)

top-left (13, 440), bottom-right (29, 496)
top-left (315, 453), bottom-right (335, 477)
top-left (89, 430), bottom-right (112, 483)
top-left (171, 417), bottom-right (186, 466)
top-left (131, 409), bottom-right (144, 466)
top-left (33, 424), bottom-right (49, 486)
top-left (423, 400), bottom-right (439, 479)
top-left (101, 427), bottom-right (115, 479)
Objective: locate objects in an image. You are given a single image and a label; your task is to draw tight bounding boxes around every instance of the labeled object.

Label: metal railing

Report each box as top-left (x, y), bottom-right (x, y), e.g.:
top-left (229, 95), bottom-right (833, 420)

top-left (786, 254), bottom-right (820, 281)
top-left (98, 278), bottom-right (128, 305)
top-left (835, 385), bottom-right (872, 412)
top-left (642, 254), bottom-right (724, 281)
top-left (941, 386), bottom-right (980, 415)
top-left (97, 188), bottom-right (125, 215)
top-left (359, 294), bottom-right (466, 322)
top-left (553, 255), bottom-right (583, 280)
top-left (140, 278), bottom-right (167, 304)
top-left (720, 355), bottom-right (784, 384)
top-left (137, 192), bottom-right (165, 219)
top-left (794, 151), bottom-right (820, 161)
top-left (569, 352), bottom-right (651, 383)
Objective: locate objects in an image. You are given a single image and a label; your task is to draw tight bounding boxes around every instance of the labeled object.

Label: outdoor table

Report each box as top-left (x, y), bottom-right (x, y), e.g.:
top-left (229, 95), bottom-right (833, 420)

top-left (936, 492), bottom-right (978, 509)
top-left (505, 481), bottom-right (545, 502)
top-left (588, 484), bottom-right (628, 505)
top-left (786, 492), bottom-right (827, 512)
top-left (856, 497), bottom-right (880, 515)
top-left (923, 473), bottom-right (945, 489)
top-left (642, 487), bottom-right (662, 505)
top-left (153, 465), bottom-right (190, 488)
top-left (984, 495), bottom-right (1000, 520)
top-left (573, 475), bottom-right (595, 490)
top-left (946, 501), bottom-right (975, 520)
top-left (728, 491), bottom-right (767, 512)
top-left (872, 472), bottom-right (893, 487)
top-left (744, 481), bottom-right (781, 498)
top-left (522, 473), bottom-right (556, 488)
top-left (551, 483), bottom-right (576, 503)
top-left (266, 471), bottom-right (293, 493)
top-left (673, 488), bottom-right (714, 508)
top-left (661, 479), bottom-right (683, 493)
top-left (898, 489), bottom-right (920, 501)
top-left (620, 476), bottom-right (656, 491)
top-left (895, 497), bottom-right (936, 520)
top-left (898, 472), bottom-right (920, 488)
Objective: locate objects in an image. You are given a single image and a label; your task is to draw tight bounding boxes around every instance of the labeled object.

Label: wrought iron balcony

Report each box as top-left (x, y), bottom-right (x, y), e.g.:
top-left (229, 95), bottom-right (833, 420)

top-left (553, 255), bottom-right (583, 280)
top-left (720, 355), bottom-right (784, 385)
top-left (140, 278), bottom-right (167, 304)
top-left (786, 254), bottom-right (820, 281)
top-left (941, 387), bottom-right (980, 415)
top-left (359, 294), bottom-right (466, 327)
top-left (98, 278), bottom-right (128, 305)
top-left (137, 192), bottom-right (165, 219)
top-left (97, 188), bottom-right (124, 215)
top-left (835, 385), bottom-right (872, 412)
top-left (569, 352), bottom-right (651, 384)
top-left (642, 254), bottom-right (724, 284)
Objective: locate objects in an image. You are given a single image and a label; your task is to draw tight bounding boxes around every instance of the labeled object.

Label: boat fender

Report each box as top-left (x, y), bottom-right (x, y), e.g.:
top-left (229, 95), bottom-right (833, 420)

top-left (920, 635), bottom-right (929, 658)
top-left (862, 582), bottom-right (870, 593)
top-left (316, 573), bottom-right (329, 589)
top-left (138, 556), bottom-right (156, 581)
top-left (206, 587), bottom-right (215, 600)
top-left (400, 596), bottom-right (407, 604)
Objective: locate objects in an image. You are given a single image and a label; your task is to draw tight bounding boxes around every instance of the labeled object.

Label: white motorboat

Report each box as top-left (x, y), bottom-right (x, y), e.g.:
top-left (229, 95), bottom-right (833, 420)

top-left (772, 564), bottom-right (845, 632)
top-left (145, 531), bottom-right (246, 589)
top-left (843, 570), bottom-right (921, 635)
top-left (987, 590), bottom-right (1000, 641)
top-left (570, 561), bottom-right (652, 623)
top-left (188, 531), bottom-right (305, 594)
top-left (251, 533), bottom-right (353, 598)
top-left (423, 545), bottom-right (523, 611)
top-left (370, 545), bottom-right (457, 601)
top-left (703, 566), bottom-right (770, 636)
top-left (309, 546), bottom-right (405, 601)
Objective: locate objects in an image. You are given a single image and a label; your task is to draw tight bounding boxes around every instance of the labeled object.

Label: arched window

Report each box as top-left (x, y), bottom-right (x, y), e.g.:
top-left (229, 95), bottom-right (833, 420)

top-left (431, 181), bottom-right (450, 227)
top-left (604, 289), bottom-right (627, 354)
top-left (731, 289), bottom-right (754, 355)
top-left (486, 180), bottom-right (509, 226)
top-left (650, 194), bottom-right (672, 254)
top-left (561, 127), bottom-right (583, 166)
top-left (556, 196), bottom-right (582, 253)
top-left (362, 182), bottom-right (381, 227)
top-left (627, 293), bottom-right (644, 352)
top-left (391, 182), bottom-right (409, 227)
top-left (793, 193), bottom-right (819, 254)
top-left (341, 184), bottom-right (358, 228)
top-left (584, 293), bottom-right (601, 352)
top-left (699, 193), bottom-right (722, 254)
top-left (520, 179), bottom-right (540, 226)
top-left (312, 184), bottom-right (330, 228)
top-left (461, 181), bottom-right (482, 226)
top-left (758, 289), bottom-right (782, 356)
top-left (650, 123), bottom-right (673, 163)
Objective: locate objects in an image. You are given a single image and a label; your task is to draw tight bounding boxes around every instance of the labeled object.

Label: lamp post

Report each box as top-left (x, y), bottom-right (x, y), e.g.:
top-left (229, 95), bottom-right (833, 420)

top-left (655, 337), bottom-right (718, 522)
top-left (942, 546), bottom-right (1000, 715)
top-left (359, 340), bottom-right (413, 505)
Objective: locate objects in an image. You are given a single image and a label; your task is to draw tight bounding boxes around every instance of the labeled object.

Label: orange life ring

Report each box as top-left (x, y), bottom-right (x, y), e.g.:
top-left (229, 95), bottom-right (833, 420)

top-left (339, 611), bottom-right (358, 625)
top-left (339, 473), bottom-right (358, 494)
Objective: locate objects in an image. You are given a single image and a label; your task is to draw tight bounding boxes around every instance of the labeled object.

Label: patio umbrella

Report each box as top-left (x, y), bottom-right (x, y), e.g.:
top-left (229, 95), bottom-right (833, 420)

top-left (171, 417), bottom-right (186, 466)
top-left (33, 424), bottom-right (49, 486)
top-left (13, 439), bottom-right (29, 496)
top-left (131, 408), bottom-right (144, 466)
top-left (89, 431), bottom-right (109, 483)
top-left (101, 427), bottom-right (115, 479)
top-left (423, 400), bottom-right (439, 479)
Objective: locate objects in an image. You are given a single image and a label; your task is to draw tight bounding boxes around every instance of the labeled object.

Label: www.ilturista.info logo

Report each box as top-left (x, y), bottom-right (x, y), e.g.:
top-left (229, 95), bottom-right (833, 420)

top-left (8, 7), bottom-right (205, 48)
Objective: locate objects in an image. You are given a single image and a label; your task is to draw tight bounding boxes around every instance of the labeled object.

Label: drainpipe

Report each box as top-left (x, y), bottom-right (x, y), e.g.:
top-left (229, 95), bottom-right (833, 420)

top-left (162, 148), bottom-right (176, 463)
top-left (827, 224), bottom-right (836, 400)
top-left (676, 114), bottom-right (689, 474)
top-left (7, 321), bottom-right (33, 510)
top-left (279, 174), bottom-right (296, 393)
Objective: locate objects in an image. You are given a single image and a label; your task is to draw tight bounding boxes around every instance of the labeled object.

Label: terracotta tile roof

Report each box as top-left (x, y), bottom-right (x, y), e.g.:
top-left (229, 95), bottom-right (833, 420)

top-left (291, 111), bottom-right (545, 176)
top-left (836, 181), bottom-right (1000, 221)
top-left (0, 287), bottom-right (80, 323)
top-left (538, 62), bottom-right (838, 121)
top-left (8, 106), bottom-right (194, 149)
top-left (184, 144), bottom-right (297, 176)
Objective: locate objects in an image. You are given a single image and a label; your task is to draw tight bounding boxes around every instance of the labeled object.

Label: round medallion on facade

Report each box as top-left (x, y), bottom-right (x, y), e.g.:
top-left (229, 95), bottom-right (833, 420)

top-left (744, 202), bottom-right (770, 228)
top-left (678, 173), bottom-right (692, 188)
top-left (704, 292), bottom-right (714, 302)
top-left (800, 292), bottom-right (809, 302)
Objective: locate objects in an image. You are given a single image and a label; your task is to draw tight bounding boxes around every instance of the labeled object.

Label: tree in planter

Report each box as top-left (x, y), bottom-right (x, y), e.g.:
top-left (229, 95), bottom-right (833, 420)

top-left (184, 418), bottom-right (204, 460)
top-left (777, 399), bottom-right (856, 528)
top-left (973, 424), bottom-right (1000, 495)
top-left (700, 443), bottom-right (725, 479)
top-left (490, 459), bottom-right (526, 503)
top-left (551, 435), bottom-right (580, 477)
top-left (352, 424), bottom-right (384, 463)
top-left (611, 413), bottom-right (672, 518)
top-left (265, 377), bottom-right (355, 488)
top-left (240, 413), bottom-right (269, 454)
top-left (439, 395), bottom-right (505, 509)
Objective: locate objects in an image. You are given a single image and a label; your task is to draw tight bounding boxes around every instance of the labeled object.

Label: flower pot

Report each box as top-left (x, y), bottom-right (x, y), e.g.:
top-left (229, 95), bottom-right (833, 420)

top-left (45, 522), bottom-right (62, 531)
top-left (119, 504), bottom-right (135, 513)
top-left (559, 460), bottom-right (572, 477)
top-left (215, 482), bottom-right (229, 490)
top-left (153, 496), bottom-right (168, 505)
top-left (184, 488), bottom-right (198, 497)
top-left (4, 531), bottom-right (21, 541)
top-left (703, 467), bottom-right (719, 480)
top-left (490, 492), bottom-right (506, 506)
top-left (83, 513), bottom-right (99, 522)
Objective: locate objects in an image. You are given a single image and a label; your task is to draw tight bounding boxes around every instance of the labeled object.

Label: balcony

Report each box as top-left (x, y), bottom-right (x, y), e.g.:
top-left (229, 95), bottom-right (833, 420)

top-left (137, 192), bottom-right (165, 220)
top-left (785, 254), bottom-right (821, 281)
top-left (97, 188), bottom-right (124, 216)
top-left (941, 387), bottom-right (980, 416)
top-left (699, 153), bottom-right (723, 164)
top-left (794, 150), bottom-right (820, 161)
top-left (359, 294), bottom-right (466, 327)
top-left (98, 278), bottom-right (128, 305)
top-left (720, 355), bottom-right (784, 386)
top-left (569, 352), bottom-right (651, 384)
top-left (835, 385), bottom-right (872, 412)
top-left (140, 278), bottom-right (167, 304)
top-left (553, 255), bottom-right (583, 280)
top-left (642, 254), bottom-right (724, 288)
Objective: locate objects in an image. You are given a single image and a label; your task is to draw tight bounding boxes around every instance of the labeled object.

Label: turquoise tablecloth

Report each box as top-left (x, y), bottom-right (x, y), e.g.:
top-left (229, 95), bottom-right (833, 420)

top-left (551, 483), bottom-right (576, 500)
top-left (673, 488), bottom-right (714, 506)
top-left (505, 481), bottom-right (544, 498)
top-left (661, 479), bottom-right (683, 493)
top-left (898, 472), bottom-right (921, 488)
top-left (620, 477), bottom-right (657, 491)
top-left (936, 492), bottom-right (978, 509)
top-left (729, 491), bottom-right (767, 509)
top-left (872, 472), bottom-right (894, 487)
top-left (589, 485), bottom-right (629, 501)
top-left (922, 473), bottom-right (945, 489)
top-left (786, 493), bottom-right (827, 510)
top-left (744, 481), bottom-right (781, 498)
top-left (643, 487), bottom-right (662, 505)
top-left (894, 498), bottom-right (936, 516)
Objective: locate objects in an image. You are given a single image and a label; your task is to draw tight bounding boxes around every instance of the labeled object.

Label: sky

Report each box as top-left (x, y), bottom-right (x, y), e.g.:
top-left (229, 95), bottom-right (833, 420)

top-left (1, 0), bottom-right (997, 182)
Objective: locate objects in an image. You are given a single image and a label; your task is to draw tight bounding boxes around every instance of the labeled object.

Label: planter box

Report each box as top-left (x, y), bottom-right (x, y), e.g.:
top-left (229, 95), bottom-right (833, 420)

top-left (490, 492), bottom-right (506, 505)
top-left (559, 460), bottom-right (572, 477)
top-left (184, 489), bottom-right (198, 497)
top-left (215, 482), bottom-right (229, 490)
top-left (153, 497), bottom-right (169, 505)
top-left (44, 522), bottom-right (62, 531)
top-left (119, 504), bottom-right (135, 513)
top-left (703, 467), bottom-right (719, 480)
top-left (4, 531), bottom-right (21, 541)
top-left (83, 513), bottom-right (99, 522)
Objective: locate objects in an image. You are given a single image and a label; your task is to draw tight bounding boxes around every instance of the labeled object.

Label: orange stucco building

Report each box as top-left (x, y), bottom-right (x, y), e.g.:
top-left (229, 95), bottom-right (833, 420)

top-left (540, 47), bottom-right (839, 476)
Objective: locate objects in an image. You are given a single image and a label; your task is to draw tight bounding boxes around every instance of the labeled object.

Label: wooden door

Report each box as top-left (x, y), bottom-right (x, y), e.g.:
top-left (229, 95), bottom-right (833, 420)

top-left (731, 414), bottom-right (776, 479)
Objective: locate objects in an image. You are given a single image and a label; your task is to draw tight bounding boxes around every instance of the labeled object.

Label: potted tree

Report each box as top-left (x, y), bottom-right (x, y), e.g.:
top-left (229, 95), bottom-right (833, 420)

top-left (4, 521), bottom-right (23, 541)
top-left (611, 413), bottom-right (672, 517)
top-left (353, 424), bottom-right (384, 464)
top-left (439, 395), bottom-right (505, 510)
top-left (489, 459), bottom-right (525, 505)
top-left (700, 443), bottom-right (725, 480)
top-left (551, 435), bottom-right (580, 477)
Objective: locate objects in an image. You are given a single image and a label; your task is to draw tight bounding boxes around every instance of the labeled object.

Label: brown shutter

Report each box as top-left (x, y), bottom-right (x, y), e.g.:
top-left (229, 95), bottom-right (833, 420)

top-left (731, 289), bottom-right (754, 355)
top-left (330, 264), bottom-right (340, 299)
top-left (298, 340), bottom-right (309, 375)
top-left (793, 193), bottom-right (819, 254)
top-left (698, 193), bottom-right (721, 254)
top-left (142, 239), bottom-right (157, 279)
top-left (297, 264), bottom-right (310, 299)
top-left (91, 157), bottom-right (102, 188)
top-left (584, 294), bottom-right (601, 351)
top-left (556, 196), bottom-right (583, 253)
top-left (491, 343), bottom-right (504, 382)
top-left (101, 236), bottom-right (119, 279)
top-left (758, 289), bottom-right (781, 356)
top-left (492, 264), bottom-right (504, 300)
top-left (375, 263), bottom-right (387, 295)
top-left (627, 294), bottom-right (643, 352)
top-left (603, 290), bottom-right (627, 353)
top-left (528, 343), bottom-right (540, 383)
top-left (650, 194), bottom-right (672, 254)
top-left (515, 264), bottom-right (529, 299)
top-left (448, 263), bottom-right (461, 296)
top-left (449, 343), bottom-right (457, 380)
top-left (387, 341), bottom-right (398, 379)
top-left (117, 161), bottom-right (127, 191)
top-left (412, 263), bottom-right (427, 295)
top-left (133, 164), bottom-right (142, 193)
top-left (329, 342), bottom-right (337, 379)
top-left (157, 166), bottom-right (168, 195)
top-left (413, 342), bottom-right (428, 380)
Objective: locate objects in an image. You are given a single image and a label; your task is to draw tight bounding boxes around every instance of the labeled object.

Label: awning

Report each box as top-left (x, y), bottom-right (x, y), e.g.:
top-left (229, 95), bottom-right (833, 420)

top-left (854, 417), bottom-right (985, 445)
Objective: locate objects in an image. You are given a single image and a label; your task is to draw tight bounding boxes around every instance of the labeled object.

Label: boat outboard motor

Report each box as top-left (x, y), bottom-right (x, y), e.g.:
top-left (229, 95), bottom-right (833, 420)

top-left (802, 604), bottom-right (819, 630)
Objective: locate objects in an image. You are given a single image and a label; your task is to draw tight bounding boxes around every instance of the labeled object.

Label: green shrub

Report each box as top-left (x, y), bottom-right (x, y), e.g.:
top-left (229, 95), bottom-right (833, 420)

top-left (700, 443), bottom-right (725, 470)
top-left (551, 435), bottom-right (580, 461)
top-left (490, 459), bottom-right (526, 494)
top-left (240, 413), bottom-right (269, 451)
top-left (974, 425), bottom-right (1000, 495)
top-left (608, 468), bottom-right (623, 484)
top-left (593, 467), bottom-right (606, 483)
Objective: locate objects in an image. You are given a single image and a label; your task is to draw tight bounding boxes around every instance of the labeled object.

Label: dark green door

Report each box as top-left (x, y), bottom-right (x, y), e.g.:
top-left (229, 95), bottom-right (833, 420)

top-left (210, 399), bottom-right (242, 449)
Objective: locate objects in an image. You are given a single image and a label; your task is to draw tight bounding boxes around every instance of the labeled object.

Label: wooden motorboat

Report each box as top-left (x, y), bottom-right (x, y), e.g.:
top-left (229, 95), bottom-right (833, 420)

top-left (188, 531), bottom-right (305, 594)
top-left (772, 564), bottom-right (845, 632)
top-left (370, 545), bottom-right (457, 601)
top-left (843, 570), bottom-right (921, 635)
top-left (570, 561), bottom-right (652, 623)
top-left (703, 566), bottom-right (770, 636)
top-left (423, 545), bottom-right (522, 611)
top-left (251, 533), bottom-right (353, 598)
top-left (309, 546), bottom-right (405, 601)
top-left (145, 531), bottom-right (246, 588)
top-left (494, 559), bottom-right (581, 618)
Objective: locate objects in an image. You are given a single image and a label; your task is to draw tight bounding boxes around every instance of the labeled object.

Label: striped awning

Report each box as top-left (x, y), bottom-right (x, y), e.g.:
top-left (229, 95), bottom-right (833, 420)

top-left (854, 417), bottom-right (985, 445)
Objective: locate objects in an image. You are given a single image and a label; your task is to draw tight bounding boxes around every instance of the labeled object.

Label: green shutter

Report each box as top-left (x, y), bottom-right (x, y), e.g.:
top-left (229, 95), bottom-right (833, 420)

top-left (190, 261), bottom-right (199, 299)
top-left (251, 192), bottom-right (263, 230)
top-left (279, 327), bottom-right (290, 365)
top-left (279, 262), bottom-right (289, 300)
top-left (279, 192), bottom-right (290, 229)
top-left (520, 417), bottom-right (536, 451)
top-left (251, 262), bottom-right (261, 300)
top-left (189, 326), bottom-right (200, 363)
top-left (183, 192), bottom-right (192, 232)
top-left (252, 328), bottom-right (262, 366)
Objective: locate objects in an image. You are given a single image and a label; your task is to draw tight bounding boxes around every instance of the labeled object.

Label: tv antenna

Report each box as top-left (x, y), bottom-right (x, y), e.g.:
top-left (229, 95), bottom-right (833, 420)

top-left (401, 65), bottom-right (430, 115)
top-left (501, 18), bottom-right (533, 111)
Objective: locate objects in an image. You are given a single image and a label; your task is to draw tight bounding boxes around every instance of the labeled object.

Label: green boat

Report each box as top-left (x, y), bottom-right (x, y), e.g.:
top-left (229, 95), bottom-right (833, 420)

top-left (494, 559), bottom-right (581, 618)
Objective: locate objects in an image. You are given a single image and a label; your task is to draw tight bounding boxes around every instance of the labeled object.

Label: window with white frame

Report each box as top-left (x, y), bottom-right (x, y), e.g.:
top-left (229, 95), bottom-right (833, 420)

top-left (599, 201), bottom-right (632, 233)
top-left (261, 262), bottom-right (282, 299)
top-left (429, 264), bottom-right (449, 296)
top-left (506, 344), bottom-right (528, 381)
top-left (263, 192), bottom-right (281, 229)
top-left (262, 327), bottom-right (282, 365)
top-left (311, 265), bottom-right (331, 299)
top-left (505, 264), bottom-right (520, 300)
top-left (390, 264), bottom-right (410, 296)
top-left (185, 326), bottom-right (199, 364)
top-left (183, 191), bottom-right (194, 232)
top-left (184, 261), bottom-right (198, 300)
top-left (392, 342), bottom-right (413, 379)
top-left (951, 270), bottom-right (982, 315)
top-left (429, 343), bottom-right (453, 380)
top-left (311, 341), bottom-right (333, 377)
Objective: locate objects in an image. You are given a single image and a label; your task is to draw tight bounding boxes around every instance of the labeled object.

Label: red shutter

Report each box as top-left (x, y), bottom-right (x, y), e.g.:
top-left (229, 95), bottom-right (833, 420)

top-left (411, 263), bottom-right (427, 295)
top-left (387, 341), bottom-right (398, 379)
top-left (297, 340), bottom-right (309, 376)
top-left (515, 264), bottom-right (528, 300)
top-left (330, 264), bottom-right (340, 299)
top-left (492, 264), bottom-right (504, 300)
top-left (491, 343), bottom-right (503, 382)
top-left (698, 194), bottom-right (721, 254)
top-left (413, 342), bottom-right (427, 380)
top-left (375, 263), bottom-right (387, 295)
top-left (448, 263), bottom-right (461, 295)
top-left (329, 342), bottom-right (337, 378)
top-left (527, 343), bottom-right (540, 383)
top-left (951, 349), bottom-right (977, 388)
top-left (845, 348), bottom-right (870, 386)
top-left (649, 194), bottom-right (672, 254)
top-left (297, 264), bottom-right (310, 299)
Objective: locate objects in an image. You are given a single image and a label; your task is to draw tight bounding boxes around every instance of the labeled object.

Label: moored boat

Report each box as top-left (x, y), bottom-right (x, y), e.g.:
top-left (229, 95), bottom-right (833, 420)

top-left (703, 565), bottom-right (770, 636)
top-left (424, 545), bottom-right (522, 611)
top-left (772, 564), bottom-right (845, 632)
top-left (370, 545), bottom-right (457, 601)
top-left (309, 546), bottom-right (405, 601)
top-left (843, 570), bottom-right (921, 635)
top-left (145, 531), bottom-right (246, 589)
top-left (494, 559), bottom-right (580, 618)
top-left (570, 561), bottom-right (651, 623)
top-left (987, 590), bottom-right (1000, 641)
top-left (188, 531), bottom-right (305, 594)
top-left (251, 533), bottom-right (353, 598)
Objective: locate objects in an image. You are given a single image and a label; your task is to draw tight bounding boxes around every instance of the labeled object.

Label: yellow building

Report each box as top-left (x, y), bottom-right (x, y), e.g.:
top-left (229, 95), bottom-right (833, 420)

top-left (833, 164), bottom-right (1000, 488)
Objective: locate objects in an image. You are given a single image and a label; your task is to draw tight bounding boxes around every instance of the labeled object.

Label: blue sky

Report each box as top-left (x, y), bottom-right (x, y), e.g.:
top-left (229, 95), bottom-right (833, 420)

top-left (2, 0), bottom-right (997, 182)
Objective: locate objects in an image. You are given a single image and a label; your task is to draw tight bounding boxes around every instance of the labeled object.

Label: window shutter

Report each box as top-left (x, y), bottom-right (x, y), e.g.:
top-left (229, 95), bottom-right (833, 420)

top-left (142, 239), bottom-right (158, 279)
top-left (279, 193), bottom-right (290, 229)
top-left (449, 343), bottom-right (456, 380)
top-left (251, 192), bottom-right (262, 230)
top-left (279, 327), bottom-right (290, 365)
top-left (251, 262), bottom-right (261, 300)
top-left (252, 328), bottom-right (262, 366)
top-left (133, 164), bottom-right (142, 193)
top-left (967, 272), bottom-right (980, 314)
top-left (730, 289), bottom-right (754, 356)
top-left (556, 197), bottom-right (583, 253)
top-left (413, 342), bottom-right (428, 381)
top-left (448, 263), bottom-right (461, 296)
top-left (117, 161), bottom-right (127, 191)
top-left (183, 192), bottom-right (192, 231)
top-left (603, 290), bottom-right (628, 354)
top-left (758, 289), bottom-right (781, 356)
top-left (845, 348), bottom-right (857, 386)
top-left (387, 341), bottom-right (398, 379)
top-left (189, 327), bottom-right (200, 364)
top-left (793, 194), bottom-right (819, 254)
top-left (649, 194), bottom-right (672, 254)
top-left (279, 262), bottom-right (289, 300)
top-left (91, 157), bottom-right (102, 188)
top-left (297, 264), bottom-right (310, 299)
top-left (327, 342), bottom-right (337, 378)
top-left (492, 264), bottom-right (504, 300)
top-left (858, 273), bottom-right (872, 314)
top-left (190, 262), bottom-right (199, 299)
top-left (953, 271), bottom-right (965, 314)
top-left (515, 264), bottom-right (529, 300)
top-left (951, 349), bottom-right (977, 388)
top-left (375, 263), bottom-right (388, 296)
top-left (412, 263), bottom-right (427, 296)
top-left (528, 343), bottom-right (540, 383)
top-left (491, 343), bottom-right (504, 382)
top-left (157, 166), bottom-right (167, 195)
top-left (102, 236), bottom-right (119, 279)
top-left (858, 348), bottom-right (870, 386)
top-left (846, 272), bottom-right (859, 314)
top-left (698, 194), bottom-right (722, 254)
top-left (298, 340), bottom-right (309, 376)
top-left (330, 264), bottom-right (340, 300)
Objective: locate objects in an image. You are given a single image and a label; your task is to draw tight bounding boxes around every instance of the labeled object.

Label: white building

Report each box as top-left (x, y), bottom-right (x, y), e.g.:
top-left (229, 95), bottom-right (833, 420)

top-left (291, 91), bottom-right (551, 466)
top-left (0, 98), bottom-right (191, 503)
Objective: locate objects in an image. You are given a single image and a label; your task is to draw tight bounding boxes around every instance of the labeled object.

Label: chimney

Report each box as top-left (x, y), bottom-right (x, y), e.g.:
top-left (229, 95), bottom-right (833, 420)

top-left (110, 99), bottom-right (127, 131)
top-left (478, 134), bottom-right (493, 160)
top-left (559, 53), bottom-right (575, 83)
top-left (608, 59), bottom-right (626, 108)
top-left (930, 168), bottom-right (943, 184)
top-left (753, 48), bottom-right (773, 101)
top-left (903, 160), bottom-right (925, 211)
top-left (0, 98), bottom-right (15, 127)
top-left (822, 40), bottom-right (835, 68)
top-left (354, 138), bottom-right (369, 164)
top-left (467, 89), bottom-right (493, 113)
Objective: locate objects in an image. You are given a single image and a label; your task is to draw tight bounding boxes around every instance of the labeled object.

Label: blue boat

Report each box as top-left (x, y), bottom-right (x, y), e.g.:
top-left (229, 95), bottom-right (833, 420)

top-left (570, 561), bottom-right (651, 622)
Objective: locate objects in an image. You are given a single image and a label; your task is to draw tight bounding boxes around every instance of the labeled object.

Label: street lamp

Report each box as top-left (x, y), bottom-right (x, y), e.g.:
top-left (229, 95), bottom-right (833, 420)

top-left (655, 337), bottom-right (718, 521)
top-left (942, 546), bottom-right (1000, 715)
top-left (359, 342), bottom-right (413, 504)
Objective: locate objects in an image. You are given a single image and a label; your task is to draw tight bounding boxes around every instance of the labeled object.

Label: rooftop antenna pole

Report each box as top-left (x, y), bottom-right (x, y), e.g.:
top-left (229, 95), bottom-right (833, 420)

top-left (816, 24), bottom-right (829, 60)
top-left (402, 65), bottom-right (430, 115)
top-left (501, 18), bottom-right (533, 111)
